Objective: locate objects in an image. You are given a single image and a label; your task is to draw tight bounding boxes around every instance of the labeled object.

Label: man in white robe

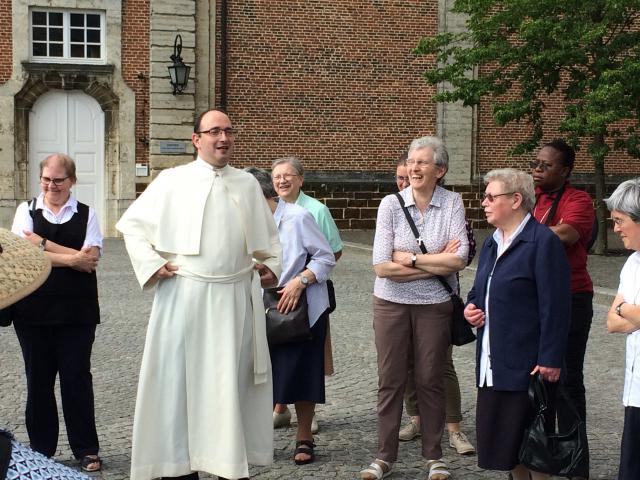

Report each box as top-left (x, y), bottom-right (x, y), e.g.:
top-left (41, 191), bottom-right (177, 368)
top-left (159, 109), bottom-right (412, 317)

top-left (116, 109), bottom-right (281, 480)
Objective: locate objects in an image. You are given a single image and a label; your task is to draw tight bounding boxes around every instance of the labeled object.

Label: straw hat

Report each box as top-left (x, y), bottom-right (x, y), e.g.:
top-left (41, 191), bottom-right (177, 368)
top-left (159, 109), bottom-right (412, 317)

top-left (0, 228), bottom-right (51, 309)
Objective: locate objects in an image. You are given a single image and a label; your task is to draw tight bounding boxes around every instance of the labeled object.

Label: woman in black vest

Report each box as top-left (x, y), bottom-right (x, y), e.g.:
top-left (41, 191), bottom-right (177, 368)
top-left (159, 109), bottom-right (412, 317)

top-left (10, 153), bottom-right (102, 473)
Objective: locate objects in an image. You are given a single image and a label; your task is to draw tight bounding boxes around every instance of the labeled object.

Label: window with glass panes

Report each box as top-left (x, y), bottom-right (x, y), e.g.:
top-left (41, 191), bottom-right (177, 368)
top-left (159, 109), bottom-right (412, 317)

top-left (31, 10), bottom-right (104, 62)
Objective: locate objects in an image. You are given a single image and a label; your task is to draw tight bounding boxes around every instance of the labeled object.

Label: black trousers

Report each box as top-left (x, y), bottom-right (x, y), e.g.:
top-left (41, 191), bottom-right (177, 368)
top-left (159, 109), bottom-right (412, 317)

top-left (13, 323), bottom-right (99, 459)
top-left (619, 406), bottom-right (640, 480)
top-left (556, 291), bottom-right (593, 477)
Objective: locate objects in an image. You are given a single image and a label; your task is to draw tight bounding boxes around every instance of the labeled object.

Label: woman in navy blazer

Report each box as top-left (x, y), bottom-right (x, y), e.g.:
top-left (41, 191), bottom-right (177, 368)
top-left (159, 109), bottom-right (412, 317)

top-left (464, 169), bottom-right (571, 480)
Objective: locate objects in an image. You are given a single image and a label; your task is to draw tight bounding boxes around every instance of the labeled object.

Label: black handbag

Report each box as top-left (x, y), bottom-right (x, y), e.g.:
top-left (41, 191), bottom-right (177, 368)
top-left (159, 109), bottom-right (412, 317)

top-left (326, 279), bottom-right (336, 314)
top-left (518, 373), bottom-right (588, 477)
top-left (394, 193), bottom-right (476, 346)
top-left (263, 287), bottom-right (311, 345)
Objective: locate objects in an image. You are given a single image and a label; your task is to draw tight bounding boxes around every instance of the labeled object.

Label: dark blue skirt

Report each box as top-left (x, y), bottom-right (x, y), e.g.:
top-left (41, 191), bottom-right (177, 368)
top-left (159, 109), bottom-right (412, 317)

top-left (270, 313), bottom-right (327, 404)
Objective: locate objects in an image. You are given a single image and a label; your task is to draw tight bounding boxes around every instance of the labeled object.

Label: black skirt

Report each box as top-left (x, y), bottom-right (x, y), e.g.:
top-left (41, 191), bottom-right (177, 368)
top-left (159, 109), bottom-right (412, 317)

top-left (270, 313), bottom-right (327, 404)
top-left (476, 387), bottom-right (532, 471)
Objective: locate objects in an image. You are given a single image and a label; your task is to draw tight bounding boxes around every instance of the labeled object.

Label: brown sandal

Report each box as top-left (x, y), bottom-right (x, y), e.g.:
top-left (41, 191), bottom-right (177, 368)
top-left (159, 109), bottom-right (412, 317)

top-left (80, 455), bottom-right (102, 472)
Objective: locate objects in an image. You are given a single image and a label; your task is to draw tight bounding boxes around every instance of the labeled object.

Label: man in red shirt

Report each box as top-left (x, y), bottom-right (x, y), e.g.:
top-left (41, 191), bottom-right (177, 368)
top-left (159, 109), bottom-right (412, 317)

top-left (531, 139), bottom-right (594, 479)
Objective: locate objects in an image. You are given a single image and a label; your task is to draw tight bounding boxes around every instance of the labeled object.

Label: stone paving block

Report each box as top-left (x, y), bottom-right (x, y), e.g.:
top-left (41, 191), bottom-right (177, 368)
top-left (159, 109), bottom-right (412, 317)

top-left (0, 239), bottom-right (627, 479)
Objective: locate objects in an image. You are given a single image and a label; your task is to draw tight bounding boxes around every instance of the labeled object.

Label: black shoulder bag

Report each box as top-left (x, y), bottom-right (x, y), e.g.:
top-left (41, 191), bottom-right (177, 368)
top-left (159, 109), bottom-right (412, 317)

top-left (394, 193), bottom-right (476, 346)
top-left (518, 373), bottom-right (588, 477)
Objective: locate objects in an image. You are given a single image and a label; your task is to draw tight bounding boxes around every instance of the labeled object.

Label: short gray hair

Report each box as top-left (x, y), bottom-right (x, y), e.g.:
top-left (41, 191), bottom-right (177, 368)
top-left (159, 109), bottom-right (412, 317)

top-left (244, 167), bottom-right (277, 199)
top-left (271, 156), bottom-right (304, 176)
top-left (605, 177), bottom-right (640, 222)
top-left (484, 168), bottom-right (536, 212)
top-left (408, 136), bottom-right (449, 171)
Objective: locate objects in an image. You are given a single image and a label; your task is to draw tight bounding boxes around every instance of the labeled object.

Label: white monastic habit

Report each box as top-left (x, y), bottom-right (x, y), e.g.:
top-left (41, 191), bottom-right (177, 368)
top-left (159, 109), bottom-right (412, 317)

top-left (116, 159), bottom-right (281, 480)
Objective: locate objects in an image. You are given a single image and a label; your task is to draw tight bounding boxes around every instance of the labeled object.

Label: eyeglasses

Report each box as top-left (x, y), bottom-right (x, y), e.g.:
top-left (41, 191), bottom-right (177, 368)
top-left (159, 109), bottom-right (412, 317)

top-left (272, 173), bottom-right (300, 182)
top-left (395, 175), bottom-right (410, 182)
top-left (528, 160), bottom-right (554, 171)
top-left (40, 176), bottom-right (69, 186)
top-left (483, 192), bottom-right (515, 202)
top-left (196, 127), bottom-right (236, 137)
top-left (406, 160), bottom-right (433, 167)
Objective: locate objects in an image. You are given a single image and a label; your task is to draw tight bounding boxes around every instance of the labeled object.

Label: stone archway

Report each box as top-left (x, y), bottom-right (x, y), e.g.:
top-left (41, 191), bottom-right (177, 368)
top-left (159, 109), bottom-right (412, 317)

top-left (14, 63), bottom-right (130, 236)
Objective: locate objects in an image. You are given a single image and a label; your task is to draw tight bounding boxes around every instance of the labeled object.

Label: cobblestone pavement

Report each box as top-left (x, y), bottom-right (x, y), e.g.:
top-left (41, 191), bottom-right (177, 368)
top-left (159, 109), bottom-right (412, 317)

top-left (0, 239), bottom-right (627, 479)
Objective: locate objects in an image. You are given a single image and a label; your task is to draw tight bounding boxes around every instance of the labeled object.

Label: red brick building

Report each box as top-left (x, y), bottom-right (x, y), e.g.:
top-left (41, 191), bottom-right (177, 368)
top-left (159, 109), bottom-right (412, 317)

top-left (0, 0), bottom-right (636, 234)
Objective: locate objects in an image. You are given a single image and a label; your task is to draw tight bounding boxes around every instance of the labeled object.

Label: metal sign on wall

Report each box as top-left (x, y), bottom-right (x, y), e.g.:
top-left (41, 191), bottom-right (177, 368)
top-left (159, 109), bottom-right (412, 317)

top-left (159, 141), bottom-right (187, 154)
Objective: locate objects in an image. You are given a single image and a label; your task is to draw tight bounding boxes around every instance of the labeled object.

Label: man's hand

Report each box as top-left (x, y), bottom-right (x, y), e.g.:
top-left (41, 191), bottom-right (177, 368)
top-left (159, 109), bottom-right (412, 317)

top-left (70, 247), bottom-right (100, 273)
top-left (255, 263), bottom-right (277, 288)
top-left (531, 365), bottom-right (561, 383)
top-left (153, 262), bottom-right (178, 280)
top-left (464, 303), bottom-right (485, 328)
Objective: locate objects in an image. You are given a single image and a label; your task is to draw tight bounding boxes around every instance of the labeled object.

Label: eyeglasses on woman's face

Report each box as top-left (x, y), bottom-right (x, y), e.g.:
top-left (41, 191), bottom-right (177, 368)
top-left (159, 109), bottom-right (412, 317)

top-left (272, 173), bottom-right (300, 182)
top-left (40, 176), bottom-right (69, 186)
top-left (482, 191), bottom-right (515, 203)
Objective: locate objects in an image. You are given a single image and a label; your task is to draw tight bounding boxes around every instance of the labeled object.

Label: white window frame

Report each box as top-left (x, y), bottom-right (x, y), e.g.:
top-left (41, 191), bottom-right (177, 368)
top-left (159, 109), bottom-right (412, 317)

top-left (29, 8), bottom-right (106, 64)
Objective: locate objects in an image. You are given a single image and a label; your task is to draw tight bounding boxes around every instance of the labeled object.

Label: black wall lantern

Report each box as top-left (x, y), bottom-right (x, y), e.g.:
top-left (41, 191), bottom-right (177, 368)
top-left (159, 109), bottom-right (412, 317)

top-left (168, 34), bottom-right (191, 95)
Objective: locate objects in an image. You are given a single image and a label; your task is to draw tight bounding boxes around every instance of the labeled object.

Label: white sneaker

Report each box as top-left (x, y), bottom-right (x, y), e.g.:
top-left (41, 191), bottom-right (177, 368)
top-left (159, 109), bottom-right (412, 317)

top-left (449, 431), bottom-right (475, 455)
top-left (398, 418), bottom-right (420, 441)
top-left (310, 415), bottom-right (319, 434)
top-left (273, 407), bottom-right (291, 428)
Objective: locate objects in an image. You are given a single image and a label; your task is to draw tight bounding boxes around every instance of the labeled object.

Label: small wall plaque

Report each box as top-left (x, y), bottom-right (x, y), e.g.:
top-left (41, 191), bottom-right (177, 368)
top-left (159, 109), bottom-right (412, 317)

top-left (159, 141), bottom-right (187, 154)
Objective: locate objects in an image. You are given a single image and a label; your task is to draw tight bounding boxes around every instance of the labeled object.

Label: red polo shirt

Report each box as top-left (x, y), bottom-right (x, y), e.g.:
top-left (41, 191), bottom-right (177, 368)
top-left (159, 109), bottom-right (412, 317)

top-left (533, 183), bottom-right (594, 293)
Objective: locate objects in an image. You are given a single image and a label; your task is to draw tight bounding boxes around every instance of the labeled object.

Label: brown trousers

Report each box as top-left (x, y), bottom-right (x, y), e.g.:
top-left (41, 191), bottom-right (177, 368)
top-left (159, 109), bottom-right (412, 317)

top-left (404, 345), bottom-right (462, 423)
top-left (373, 296), bottom-right (451, 462)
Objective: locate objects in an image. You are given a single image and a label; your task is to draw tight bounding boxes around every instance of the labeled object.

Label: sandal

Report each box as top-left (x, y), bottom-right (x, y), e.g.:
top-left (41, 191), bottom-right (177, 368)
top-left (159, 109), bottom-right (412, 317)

top-left (81, 454), bottom-right (102, 472)
top-left (293, 439), bottom-right (315, 465)
top-left (426, 459), bottom-right (450, 480)
top-left (360, 458), bottom-right (392, 479)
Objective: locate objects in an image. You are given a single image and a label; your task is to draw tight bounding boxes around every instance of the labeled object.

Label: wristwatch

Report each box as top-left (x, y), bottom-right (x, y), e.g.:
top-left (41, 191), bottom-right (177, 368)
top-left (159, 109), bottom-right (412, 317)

top-left (298, 273), bottom-right (309, 286)
top-left (411, 254), bottom-right (417, 268)
top-left (39, 237), bottom-right (47, 251)
top-left (616, 301), bottom-right (626, 317)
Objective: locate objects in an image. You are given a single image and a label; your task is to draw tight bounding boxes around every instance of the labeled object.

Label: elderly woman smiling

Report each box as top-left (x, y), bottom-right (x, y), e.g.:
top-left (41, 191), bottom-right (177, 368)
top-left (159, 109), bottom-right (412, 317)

top-left (362, 136), bottom-right (468, 480)
top-left (246, 167), bottom-right (336, 466)
top-left (605, 178), bottom-right (640, 480)
top-left (464, 168), bottom-right (570, 480)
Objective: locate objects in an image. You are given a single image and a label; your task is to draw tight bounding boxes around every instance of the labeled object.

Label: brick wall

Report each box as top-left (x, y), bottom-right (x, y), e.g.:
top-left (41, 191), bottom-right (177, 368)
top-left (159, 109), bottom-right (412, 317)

top-left (215, 0), bottom-right (438, 172)
top-left (122, 0), bottom-right (150, 165)
top-left (0, 0), bottom-right (12, 83)
top-left (304, 179), bottom-right (621, 231)
top-left (476, 91), bottom-right (640, 176)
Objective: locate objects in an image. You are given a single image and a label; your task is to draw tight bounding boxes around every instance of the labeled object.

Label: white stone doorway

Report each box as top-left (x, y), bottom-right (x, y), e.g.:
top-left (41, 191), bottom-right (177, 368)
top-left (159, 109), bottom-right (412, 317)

top-left (28, 90), bottom-right (105, 232)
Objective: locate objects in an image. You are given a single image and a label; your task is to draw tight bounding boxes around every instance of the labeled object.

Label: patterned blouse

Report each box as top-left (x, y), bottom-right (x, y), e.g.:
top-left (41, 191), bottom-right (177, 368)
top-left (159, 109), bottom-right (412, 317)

top-left (372, 185), bottom-right (469, 305)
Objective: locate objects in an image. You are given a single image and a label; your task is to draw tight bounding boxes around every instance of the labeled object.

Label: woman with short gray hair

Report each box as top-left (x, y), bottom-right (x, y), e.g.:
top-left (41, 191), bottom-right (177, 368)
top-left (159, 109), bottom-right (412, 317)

top-left (605, 177), bottom-right (640, 480)
top-left (246, 167), bottom-right (336, 466)
top-left (464, 168), bottom-right (570, 480)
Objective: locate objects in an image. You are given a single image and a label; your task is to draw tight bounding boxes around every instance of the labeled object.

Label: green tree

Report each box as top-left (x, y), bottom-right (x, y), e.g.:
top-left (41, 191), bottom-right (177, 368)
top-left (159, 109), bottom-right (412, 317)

top-left (415, 0), bottom-right (640, 253)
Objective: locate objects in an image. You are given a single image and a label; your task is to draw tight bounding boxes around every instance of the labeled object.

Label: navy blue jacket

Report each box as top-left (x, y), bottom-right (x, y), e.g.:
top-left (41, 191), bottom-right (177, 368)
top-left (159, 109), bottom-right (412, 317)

top-left (467, 216), bottom-right (571, 391)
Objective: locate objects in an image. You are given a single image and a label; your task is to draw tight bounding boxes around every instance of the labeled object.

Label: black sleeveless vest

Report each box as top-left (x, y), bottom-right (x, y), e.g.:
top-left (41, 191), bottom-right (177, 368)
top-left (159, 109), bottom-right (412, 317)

top-left (13, 201), bottom-right (100, 325)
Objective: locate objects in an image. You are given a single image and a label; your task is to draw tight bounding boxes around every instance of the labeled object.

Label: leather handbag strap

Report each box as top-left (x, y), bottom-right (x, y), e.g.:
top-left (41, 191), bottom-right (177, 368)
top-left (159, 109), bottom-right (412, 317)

top-left (394, 193), bottom-right (454, 295)
top-left (530, 373), bottom-right (582, 421)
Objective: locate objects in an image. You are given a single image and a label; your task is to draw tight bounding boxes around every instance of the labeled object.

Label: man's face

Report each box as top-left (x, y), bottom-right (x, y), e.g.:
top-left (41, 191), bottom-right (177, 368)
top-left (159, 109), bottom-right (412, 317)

top-left (395, 164), bottom-right (409, 191)
top-left (531, 146), bottom-right (569, 192)
top-left (192, 110), bottom-right (235, 168)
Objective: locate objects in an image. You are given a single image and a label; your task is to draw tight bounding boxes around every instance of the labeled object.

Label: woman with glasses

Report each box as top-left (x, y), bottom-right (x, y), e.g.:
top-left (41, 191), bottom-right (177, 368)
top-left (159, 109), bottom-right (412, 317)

top-left (270, 156), bottom-right (343, 436)
top-left (361, 136), bottom-right (468, 480)
top-left (10, 153), bottom-right (103, 473)
top-left (245, 167), bottom-right (335, 465)
top-left (605, 178), bottom-right (640, 480)
top-left (464, 168), bottom-right (570, 480)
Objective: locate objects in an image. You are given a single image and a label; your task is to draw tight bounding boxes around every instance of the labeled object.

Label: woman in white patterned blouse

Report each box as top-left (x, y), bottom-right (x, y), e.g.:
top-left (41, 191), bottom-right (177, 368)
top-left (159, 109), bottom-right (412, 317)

top-left (360, 136), bottom-right (468, 480)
